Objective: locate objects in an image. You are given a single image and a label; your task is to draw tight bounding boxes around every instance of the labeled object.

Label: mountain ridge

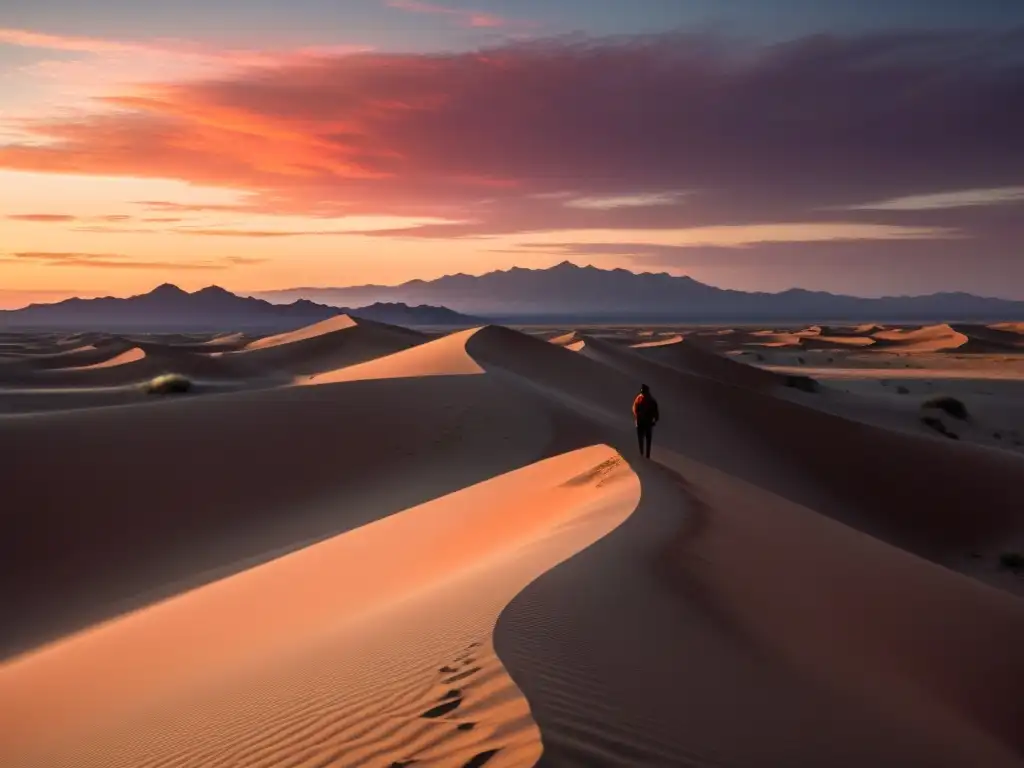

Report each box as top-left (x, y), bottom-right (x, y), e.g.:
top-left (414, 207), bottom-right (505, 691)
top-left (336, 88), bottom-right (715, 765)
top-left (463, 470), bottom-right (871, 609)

top-left (0, 285), bottom-right (480, 332)
top-left (251, 262), bottom-right (1024, 322)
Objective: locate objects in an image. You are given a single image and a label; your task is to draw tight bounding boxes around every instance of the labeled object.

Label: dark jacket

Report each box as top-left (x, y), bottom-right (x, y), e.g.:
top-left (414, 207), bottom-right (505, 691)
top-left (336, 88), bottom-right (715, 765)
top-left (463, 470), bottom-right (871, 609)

top-left (632, 391), bottom-right (659, 425)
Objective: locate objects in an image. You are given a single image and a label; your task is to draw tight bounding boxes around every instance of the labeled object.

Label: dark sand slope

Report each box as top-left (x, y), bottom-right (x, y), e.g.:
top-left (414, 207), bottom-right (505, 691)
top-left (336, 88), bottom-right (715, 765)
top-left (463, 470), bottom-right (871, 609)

top-left (238, 314), bottom-right (427, 378)
top-left (497, 449), bottom-right (1024, 767)
top-left (626, 335), bottom-right (785, 391)
top-left (0, 372), bottom-right (553, 658)
top-left (570, 333), bottom-right (1024, 572)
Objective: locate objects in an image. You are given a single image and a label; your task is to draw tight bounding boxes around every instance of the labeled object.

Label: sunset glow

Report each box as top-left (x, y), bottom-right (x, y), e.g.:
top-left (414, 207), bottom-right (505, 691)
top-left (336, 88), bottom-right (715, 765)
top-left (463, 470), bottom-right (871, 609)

top-left (2, 1), bottom-right (1023, 307)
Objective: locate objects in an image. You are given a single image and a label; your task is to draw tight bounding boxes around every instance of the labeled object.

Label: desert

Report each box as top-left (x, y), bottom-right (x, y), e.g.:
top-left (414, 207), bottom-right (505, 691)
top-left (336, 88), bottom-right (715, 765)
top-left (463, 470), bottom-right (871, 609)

top-left (2, 306), bottom-right (1023, 767)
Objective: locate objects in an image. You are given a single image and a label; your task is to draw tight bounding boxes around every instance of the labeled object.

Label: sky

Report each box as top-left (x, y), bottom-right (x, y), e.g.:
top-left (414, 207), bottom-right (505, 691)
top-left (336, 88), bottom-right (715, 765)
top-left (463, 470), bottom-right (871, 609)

top-left (1, 0), bottom-right (1023, 308)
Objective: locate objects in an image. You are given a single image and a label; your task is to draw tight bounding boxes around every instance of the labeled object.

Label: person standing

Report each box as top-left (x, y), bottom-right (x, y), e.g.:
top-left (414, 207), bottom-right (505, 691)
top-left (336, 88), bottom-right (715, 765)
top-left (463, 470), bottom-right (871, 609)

top-left (632, 383), bottom-right (659, 459)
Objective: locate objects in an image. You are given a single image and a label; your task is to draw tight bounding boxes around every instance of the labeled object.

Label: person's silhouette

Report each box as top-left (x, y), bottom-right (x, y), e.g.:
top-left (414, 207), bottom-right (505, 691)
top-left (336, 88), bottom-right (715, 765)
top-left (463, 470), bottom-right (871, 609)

top-left (632, 383), bottom-right (659, 458)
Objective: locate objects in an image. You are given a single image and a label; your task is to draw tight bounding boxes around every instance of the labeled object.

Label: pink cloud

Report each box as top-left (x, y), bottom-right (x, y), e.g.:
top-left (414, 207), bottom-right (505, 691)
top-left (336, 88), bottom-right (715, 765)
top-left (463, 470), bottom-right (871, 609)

top-left (0, 30), bottom-right (1021, 242)
top-left (385, 1), bottom-right (518, 29)
top-left (3, 252), bottom-right (229, 270)
top-left (6, 214), bottom-right (77, 222)
top-left (0, 27), bottom-right (371, 69)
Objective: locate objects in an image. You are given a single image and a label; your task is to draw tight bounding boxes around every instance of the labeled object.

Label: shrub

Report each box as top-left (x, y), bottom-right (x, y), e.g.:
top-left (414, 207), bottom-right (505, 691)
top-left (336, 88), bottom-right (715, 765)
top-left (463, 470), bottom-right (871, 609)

top-left (998, 552), bottom-right (1024, 572)
top-left (922, 395), bottom-right (969, 420)
top-left (141, 373), bottom-right (192, 395)
top-left (896, 386), bottom-right (910, 395)
top-left (784, 375), bottom-right (819, 393)
top-left (921, 416), bottom-right (959, 440)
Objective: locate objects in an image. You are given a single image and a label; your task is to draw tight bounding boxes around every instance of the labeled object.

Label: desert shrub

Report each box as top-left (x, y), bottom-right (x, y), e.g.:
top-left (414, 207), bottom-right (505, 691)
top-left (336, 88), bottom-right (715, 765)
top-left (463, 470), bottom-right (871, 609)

top-left (141, 373), bottom-right (192, 395)
top-left (998, 552), bottom-right (1024, 572)
top-left (922, 395), bottom-right (968, 420)
top-left (784, 375), bottom-right (819, 393)
top-left (921, 415), bottom-right (959, 439)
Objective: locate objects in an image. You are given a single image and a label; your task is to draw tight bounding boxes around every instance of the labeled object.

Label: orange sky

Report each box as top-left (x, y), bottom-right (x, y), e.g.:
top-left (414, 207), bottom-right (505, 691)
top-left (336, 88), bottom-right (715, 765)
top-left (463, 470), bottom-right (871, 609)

top-left (2, 16), bottom-right (1021, 307)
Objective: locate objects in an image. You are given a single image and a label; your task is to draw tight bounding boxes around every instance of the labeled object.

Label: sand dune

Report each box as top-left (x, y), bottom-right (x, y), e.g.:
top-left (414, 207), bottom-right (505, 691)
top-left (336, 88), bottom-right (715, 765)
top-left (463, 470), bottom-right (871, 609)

top-left (625, 334), bottom-right (784, 391)
top-left (495, 449), bottom-right (1024, 767)
top-left (801, 333), bottom-right (877, 348)
top-left (306, 326), bottom-right (484, 384)
top-left (243, 315), bottom-right (360, 350)
top-left (0, 339), bottom-right (131, 373)
top-left (232, 314), bottom-right (426, 377)
top-left (0, 316), bottom-right (425, 394)
top-left (872, 323), bottom-right (970, 352)
top-left (953, 323), bottom-right (1024, 352)
top-left (545, 331), bottom-right (583, 347)
top-left (60, 345), bottom-right (147, 370)
top-left (0, 369), bottom-right (556, 656)
top-left (0, 445), bottom-right (639, 768)
top-left (630, 334), bottom-right (684, 348)
top-left (3, 319), bottom-right (1024, 766)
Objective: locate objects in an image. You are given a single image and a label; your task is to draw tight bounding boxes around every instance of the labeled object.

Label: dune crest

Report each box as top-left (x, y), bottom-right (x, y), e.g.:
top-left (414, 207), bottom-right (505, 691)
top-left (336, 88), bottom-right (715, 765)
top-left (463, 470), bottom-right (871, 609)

top-left (0, 445), bottom-right (640, 768)
top-left (60, 346), bottom-right (146, 370)
top-left (631, 334), bottom-right (684, 348)
top-left (872, 323), bottom-right (969, 352)
top-left (242, 314), bottom-right (360, 351)
top-left (305, 326), bottom-right (486, 383)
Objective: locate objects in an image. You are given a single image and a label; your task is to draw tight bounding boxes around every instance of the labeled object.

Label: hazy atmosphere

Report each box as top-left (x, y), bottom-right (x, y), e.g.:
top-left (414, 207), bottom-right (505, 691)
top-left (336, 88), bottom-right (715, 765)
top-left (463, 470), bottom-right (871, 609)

top-left (2, 0), bottom-right (1024, 308)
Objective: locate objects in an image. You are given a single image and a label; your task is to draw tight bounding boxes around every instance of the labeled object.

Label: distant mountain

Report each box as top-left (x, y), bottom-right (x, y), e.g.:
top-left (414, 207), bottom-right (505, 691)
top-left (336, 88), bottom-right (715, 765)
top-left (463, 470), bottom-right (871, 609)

top-left (0, 284), bottom-right (479, 332)
top-left (253, 262), bottom-right (1024, 322)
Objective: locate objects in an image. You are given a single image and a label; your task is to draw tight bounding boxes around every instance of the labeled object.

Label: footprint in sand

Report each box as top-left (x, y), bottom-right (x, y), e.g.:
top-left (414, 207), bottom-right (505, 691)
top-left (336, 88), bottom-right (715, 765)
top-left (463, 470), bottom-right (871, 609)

top-left (421, 695), bottom-right (463, 719)
top-left (442, 666), bottom-right (481, 685)
top-left (462, 749), bottom-right (501, 767)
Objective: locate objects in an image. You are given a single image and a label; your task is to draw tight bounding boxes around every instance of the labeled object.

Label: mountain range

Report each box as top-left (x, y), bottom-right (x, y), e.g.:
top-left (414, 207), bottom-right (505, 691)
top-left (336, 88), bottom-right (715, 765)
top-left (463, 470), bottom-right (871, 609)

top-left (0, 285), bottom-right (478, 332)
top-left (254, 262), bottom-right (1024, 322)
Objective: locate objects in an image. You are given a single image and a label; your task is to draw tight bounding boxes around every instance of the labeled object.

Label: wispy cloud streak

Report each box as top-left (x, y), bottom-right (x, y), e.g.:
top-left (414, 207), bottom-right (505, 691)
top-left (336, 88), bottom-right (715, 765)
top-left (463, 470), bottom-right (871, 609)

top-left (384, 0), bottom-right (518, 29)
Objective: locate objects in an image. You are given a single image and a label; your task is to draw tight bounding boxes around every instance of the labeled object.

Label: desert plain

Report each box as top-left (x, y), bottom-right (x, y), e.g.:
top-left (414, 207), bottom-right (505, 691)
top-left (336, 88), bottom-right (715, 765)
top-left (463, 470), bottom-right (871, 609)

top-left (2, 317), bottom-right (1023, 767)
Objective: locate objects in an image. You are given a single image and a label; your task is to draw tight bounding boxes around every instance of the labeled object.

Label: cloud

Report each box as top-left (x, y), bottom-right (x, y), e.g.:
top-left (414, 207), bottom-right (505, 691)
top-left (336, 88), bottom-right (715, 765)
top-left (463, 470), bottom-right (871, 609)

top-left (564, 192), bottom-right (688, 210)
top-left (507, 222), bottom-right (960, 253)
top-left (1, 28), bottom-right (1022, 243)
top-left (5, 213), bottom-right (77, 222)
top-left (0, 27), bottom-right (370, 69)
top-left (384, 1), bottom-right (515, 29)
top-left (136, 201), bottom-right (257, 214)
top-left (223, 256), bottom-right (268, 265)
top-left (70, 226), bottom-right (162, 234)
top-left (169, 228), bottom-right (355, 238)
top-left (840, 186), bottom-right (1024, 211)
top-left (2, 252), bottom-right (245, 270)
